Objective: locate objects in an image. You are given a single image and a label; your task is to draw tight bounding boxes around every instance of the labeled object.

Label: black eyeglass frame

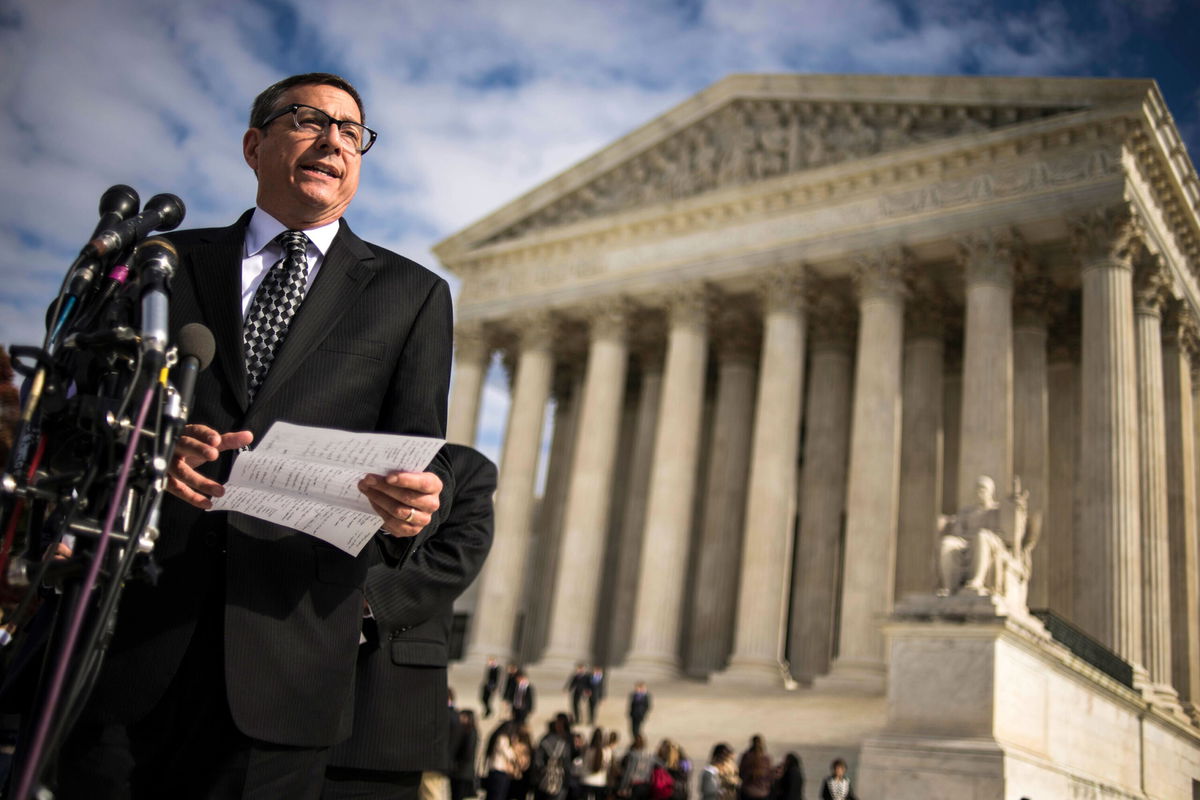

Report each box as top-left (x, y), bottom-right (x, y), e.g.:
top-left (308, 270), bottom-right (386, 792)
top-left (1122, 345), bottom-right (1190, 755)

top-left (260, 103), bottom-right (378, 154)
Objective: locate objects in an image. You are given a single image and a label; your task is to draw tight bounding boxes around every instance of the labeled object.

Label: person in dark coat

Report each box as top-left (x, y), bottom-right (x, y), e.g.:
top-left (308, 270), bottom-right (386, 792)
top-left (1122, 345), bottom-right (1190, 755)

top-left (324, 445), bottom-right (497, 799)
top-left (511, 673), bottom-right (536, 724)
top-left (482, 657), bottom-right (502, 718)
top-left (585, 667), bottom-right (606, 725)
top-left (565, 664), bottom-right (589, 724)
top-left (771, 753), bottom-right (804, 800)
top-left (503, 663), bottom-right (521, 706)
top-left (627, 682), bottom-right (651, 739)
top-left (450, 710), bottom-right (480, 800)
top-left (737, 736), bottom-right (772, 800)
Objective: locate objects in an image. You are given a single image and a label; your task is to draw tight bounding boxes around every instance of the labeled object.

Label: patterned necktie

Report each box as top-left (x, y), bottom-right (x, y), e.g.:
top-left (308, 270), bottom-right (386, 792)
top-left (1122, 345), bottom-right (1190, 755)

top-left (243, 230), bottom-right (310, 401)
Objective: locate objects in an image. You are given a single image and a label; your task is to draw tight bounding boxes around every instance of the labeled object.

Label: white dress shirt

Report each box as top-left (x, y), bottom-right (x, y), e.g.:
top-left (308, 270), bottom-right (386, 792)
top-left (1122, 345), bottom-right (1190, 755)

top-left (240, 207), bottom-right (340, 318)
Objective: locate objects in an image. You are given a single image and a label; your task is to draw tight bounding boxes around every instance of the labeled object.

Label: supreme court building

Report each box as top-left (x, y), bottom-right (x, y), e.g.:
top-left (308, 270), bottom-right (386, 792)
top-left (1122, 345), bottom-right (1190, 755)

top-left (436, 75), bottom-right (1200, 796)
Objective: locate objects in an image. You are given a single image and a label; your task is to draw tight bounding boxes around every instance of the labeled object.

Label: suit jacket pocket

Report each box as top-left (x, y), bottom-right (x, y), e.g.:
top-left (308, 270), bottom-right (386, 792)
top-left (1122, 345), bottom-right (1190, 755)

top-left (389, 637), bottom-right (447, 667)
top-left (317, 336), bottom-right (386, 361)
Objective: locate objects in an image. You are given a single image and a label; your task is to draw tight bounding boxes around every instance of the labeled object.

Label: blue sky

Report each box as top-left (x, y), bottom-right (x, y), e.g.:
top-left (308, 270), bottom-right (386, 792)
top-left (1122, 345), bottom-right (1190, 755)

top-left (1, 0), bottom-right (1197, 464)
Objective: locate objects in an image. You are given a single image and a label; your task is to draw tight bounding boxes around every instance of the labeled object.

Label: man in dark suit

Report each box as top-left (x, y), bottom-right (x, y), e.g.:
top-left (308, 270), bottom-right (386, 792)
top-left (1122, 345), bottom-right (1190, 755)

top-left (59, 73), bottom-right (453, 800)
top-left (480, 656), bottom-right (501, 719)
top-left (628, 682), bottom-right (651, 739)
top-left (324, 444), bottom-right (496, 800)
top-left (510, 672), bottom-right (536, 724)
top-left (503, 662), bottom-right (520, 707)
top-left (564, 663), bottom-right (588, 724)
top-left (585, 667), bottom-right (605, 725)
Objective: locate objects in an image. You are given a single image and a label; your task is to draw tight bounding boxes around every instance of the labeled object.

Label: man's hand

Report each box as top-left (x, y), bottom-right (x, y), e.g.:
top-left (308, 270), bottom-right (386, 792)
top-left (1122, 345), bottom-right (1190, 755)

top-left (166, 424), bottom-right (254, 509)
top-left (358, 470), bottom-right (442, 538)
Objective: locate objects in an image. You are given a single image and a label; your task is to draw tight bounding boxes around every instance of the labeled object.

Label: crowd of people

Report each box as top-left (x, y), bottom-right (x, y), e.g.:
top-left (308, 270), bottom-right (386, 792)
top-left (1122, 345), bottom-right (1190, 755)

top-left (443, 667), bottom-right (860, 800)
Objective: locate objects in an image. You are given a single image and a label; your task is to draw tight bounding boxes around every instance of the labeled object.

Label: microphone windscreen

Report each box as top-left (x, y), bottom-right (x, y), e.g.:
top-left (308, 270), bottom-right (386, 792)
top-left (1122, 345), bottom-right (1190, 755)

top-left (143, 193), bottom-right (186, 232)
top-left (177, 322), bottom-right (216, 372)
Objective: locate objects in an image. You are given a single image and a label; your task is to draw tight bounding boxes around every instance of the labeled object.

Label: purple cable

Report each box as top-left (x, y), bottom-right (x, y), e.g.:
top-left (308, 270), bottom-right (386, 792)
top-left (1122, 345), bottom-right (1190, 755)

top-left (14, 383), bottom-right (157, 799)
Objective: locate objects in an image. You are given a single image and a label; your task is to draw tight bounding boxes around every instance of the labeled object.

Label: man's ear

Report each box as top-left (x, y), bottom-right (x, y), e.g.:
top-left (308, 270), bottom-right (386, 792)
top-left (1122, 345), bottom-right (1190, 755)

top-left (243, 128), bottom-right (262, 173)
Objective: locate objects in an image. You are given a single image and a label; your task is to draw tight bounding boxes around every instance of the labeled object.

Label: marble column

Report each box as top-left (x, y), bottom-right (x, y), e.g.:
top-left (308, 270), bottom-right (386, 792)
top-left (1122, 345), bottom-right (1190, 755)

top-left (465, 315), bottom-right (557, 664)
top-left (521, 366), bottom-right (583, 663)
top-left (1013, 274), bottom-right (1051, 608)
top-left (594, 373), bottom-right (641, 664)
top-left (1073, 207), bottom-right (1143, 664)
top-left (821, 249), bottom-right (908, 691)
top-left (685, 307), bottom-right (758, 677)
top-left (1133, 253), bottom-right (1176, 705)
top-left (1047, 306), bottom-right (1081, 623)
top-left (722, 267), bottom-right (808, 683)
top-left (942, 342), bottom-right (963, 517)
top-left (1163, 300), bottom-right (1200, 709)
top-left (956, 229), bottom-right (1015, 507)
top-left (604, 348), bottom-right (664, 665)
top-left (620, 287), bottom-right (711, 678)
top-left (894, 285), bottom-right (945, 599)
top-left (788, 288), bottom-right (856, 682)
top-left (540, 301), bottom-right (631, 670)
top-left (447, 321), bottom-right (491, 446)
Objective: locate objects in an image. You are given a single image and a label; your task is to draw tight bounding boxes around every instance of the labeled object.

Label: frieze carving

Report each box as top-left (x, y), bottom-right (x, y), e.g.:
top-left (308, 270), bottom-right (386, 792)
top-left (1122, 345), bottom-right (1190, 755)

top-left (484, 99), bottom-right (1072, 243)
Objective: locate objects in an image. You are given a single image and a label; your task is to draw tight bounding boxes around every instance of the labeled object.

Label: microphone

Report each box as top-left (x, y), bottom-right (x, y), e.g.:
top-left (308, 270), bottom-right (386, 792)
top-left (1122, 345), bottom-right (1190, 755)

top-left (89, 185), bottom-right (140, 241)
top-left (160, 323), bottom-right (215, 462)
top-left (133, 237), bottom-right (179, 367)
top-left (83, 193), bottom-right (186, 261)
top-left (173, 323), bottom-right (215, 420)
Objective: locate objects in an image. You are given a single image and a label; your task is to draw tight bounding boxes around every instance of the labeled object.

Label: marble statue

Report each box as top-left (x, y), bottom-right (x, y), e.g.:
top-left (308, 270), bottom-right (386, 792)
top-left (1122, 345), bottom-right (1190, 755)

top-left (937, 475), bottom-right (1033, 603)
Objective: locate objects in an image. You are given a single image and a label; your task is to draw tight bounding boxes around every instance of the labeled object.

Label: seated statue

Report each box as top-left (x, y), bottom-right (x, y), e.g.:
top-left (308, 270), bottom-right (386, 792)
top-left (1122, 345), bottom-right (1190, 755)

top-left (938, 475), bottom-right (1033, 601)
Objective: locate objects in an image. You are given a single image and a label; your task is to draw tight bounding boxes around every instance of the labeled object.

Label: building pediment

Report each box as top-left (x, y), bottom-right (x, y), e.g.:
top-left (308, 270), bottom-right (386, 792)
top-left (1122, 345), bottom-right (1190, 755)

top-left (435, 74), bottom-right (1158, 259)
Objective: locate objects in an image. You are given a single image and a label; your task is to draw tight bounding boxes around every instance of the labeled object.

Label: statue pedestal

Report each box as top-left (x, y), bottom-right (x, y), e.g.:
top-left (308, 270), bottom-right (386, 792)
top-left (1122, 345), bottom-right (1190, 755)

top-left (857, 595), bottom-right (1200, 799)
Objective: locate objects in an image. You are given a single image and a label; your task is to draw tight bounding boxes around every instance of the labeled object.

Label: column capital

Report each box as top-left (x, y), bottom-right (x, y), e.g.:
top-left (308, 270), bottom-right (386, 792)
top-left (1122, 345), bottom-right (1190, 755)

top-left (1133, 249), bottom-right (1171, 318)
top-left (512, 310), bottom-right (559, 351)
top-left (714, 304), bottom-right (761, 364)
top-left (956, 227), bottom-right (1020, 289)
top-left (1069, 203), bottom-right (1143, 272)
top-left (807, 282), bottom-right (857, 352)
top-left (852, 246), bottom-right (912, 303)
top-left (1164, 299), bottom-right (1200, 357)
top-left (580, 296), bottom-right (634, 341)
top-left (659, 284), bottom-right (714, 328)
top-left (453, 320), bottom-right (492, 360)
top-left (756, 263), bottom-right (808, 314)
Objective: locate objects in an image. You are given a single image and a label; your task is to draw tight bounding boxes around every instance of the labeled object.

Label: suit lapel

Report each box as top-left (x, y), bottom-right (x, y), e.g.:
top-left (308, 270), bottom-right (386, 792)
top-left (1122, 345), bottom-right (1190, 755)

top-left (247, 221), bottom-right (378, 414)
top-left (188, 212), bottom-right (252, 412)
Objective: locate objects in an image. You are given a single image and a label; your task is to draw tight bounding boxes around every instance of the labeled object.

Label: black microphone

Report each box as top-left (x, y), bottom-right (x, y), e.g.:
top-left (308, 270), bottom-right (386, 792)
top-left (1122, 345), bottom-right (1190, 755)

top-left (133, 237), bottom-right (179, 367)
top-left (58, 187), bottom-right (143, 323)
top-left (89, 185), bottom-right (140, 241)
top-left (83, 193), bottom-right (186, 261)
top-left (173, 323), bottom-right (215, 420)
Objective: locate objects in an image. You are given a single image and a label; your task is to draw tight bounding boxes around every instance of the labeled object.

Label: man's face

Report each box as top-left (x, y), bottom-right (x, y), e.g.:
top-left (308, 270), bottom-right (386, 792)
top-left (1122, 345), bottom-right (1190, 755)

top-left (243, 83), bottom-right (363, 229)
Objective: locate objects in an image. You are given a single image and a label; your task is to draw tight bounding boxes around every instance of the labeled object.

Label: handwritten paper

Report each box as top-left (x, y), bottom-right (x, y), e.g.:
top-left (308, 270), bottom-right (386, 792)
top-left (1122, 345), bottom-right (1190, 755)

top-left (209, 422), bottom-right (444, 556)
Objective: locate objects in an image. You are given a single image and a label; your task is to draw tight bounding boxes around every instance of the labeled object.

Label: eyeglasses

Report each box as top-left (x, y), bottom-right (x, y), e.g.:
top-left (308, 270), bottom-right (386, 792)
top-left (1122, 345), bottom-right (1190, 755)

top-left (260, 103), bottom-right (378, 154)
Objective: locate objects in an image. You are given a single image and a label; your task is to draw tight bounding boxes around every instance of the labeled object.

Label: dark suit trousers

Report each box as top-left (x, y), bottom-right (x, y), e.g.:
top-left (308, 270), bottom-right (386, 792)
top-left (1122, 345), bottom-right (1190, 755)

top-left (59, 560), bottom-right (330, 800)
top-left (322, 767), bottom-right (420, 800)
